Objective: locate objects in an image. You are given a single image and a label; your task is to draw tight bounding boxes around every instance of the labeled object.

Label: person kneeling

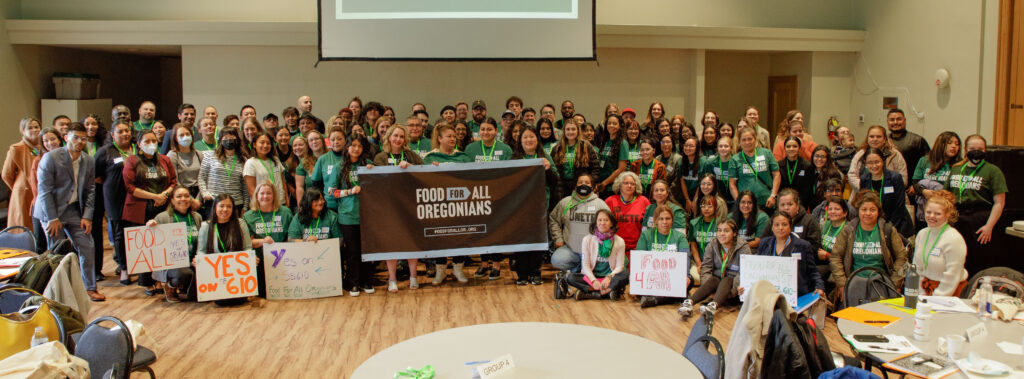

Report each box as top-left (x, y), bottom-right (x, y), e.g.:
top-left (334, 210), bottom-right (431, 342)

top-left (567, 210), bottom-right (628, 301)
top-left (635, 204), bottom-right (689, 308)
top-left (679, 219), bottom-right (750, 318)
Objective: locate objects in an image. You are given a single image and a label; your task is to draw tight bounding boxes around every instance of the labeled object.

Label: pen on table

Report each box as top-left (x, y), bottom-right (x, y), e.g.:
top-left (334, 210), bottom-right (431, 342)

top-left (465, 360), bottom-right (490, 366)
top-left (925, 298), bottom-right (955, 307)
top-left (867, 345), bottom-right (899, 351)
top-left (863, 320), bottom-right (891, 324)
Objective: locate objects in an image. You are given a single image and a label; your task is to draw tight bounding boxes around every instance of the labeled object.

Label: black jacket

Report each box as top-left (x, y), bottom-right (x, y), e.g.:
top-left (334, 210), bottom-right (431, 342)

top-left (759, 309), bottom-right (813, 379)
top-left (757, 235), bottom-right (825, 296)
top-left (793, 315), bottom-right (836, 377)
top-left (858, 169), bottom-right (913, 237)
top-left (780, 158), bottom-right (815, 209)
top-left (94, 144), bottom-right (128, 221)
top-left (761, 205), bottom-right (823, 261)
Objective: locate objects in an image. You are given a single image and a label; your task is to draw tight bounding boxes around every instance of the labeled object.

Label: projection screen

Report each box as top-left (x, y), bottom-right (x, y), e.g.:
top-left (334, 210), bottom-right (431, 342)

top-left (318, 0), bottom-right (596, 61)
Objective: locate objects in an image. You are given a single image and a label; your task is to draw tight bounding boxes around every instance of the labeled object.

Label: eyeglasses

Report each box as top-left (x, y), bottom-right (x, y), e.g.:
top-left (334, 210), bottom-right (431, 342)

top-left (700, 203), bottom-right (715, 209)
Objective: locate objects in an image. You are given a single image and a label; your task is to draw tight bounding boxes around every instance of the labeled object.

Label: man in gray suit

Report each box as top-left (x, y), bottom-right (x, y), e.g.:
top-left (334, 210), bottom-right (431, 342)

top-left (34, 122), bottom-right (105, 301)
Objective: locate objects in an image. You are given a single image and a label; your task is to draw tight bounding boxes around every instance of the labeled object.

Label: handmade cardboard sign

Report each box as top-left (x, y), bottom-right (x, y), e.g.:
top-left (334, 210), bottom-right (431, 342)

top-left (628, 250), bottom-right (688, 298)
top-left (263, 239), bottom-right (344, 300)
top-left (739, 255), bottom-right (798, 306)
top-left (124, 222), bottom-right (190, 275)
top-left (196, 250), bottom-right (258, 302)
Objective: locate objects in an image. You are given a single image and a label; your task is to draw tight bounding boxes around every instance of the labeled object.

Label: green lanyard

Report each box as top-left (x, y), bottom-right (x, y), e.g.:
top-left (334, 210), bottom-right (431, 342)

top-left (307, 215), bottom-right (322, 237)
top-left (718, 157), bottom-right (728, 181)
top-left (349, 164), bottom-right (360, 187)
top-left (628, 142), bottom-right (639, 163)
top-left (173, 212), bottom-right (193, 247)
top-left (741, 151), bottom-right (760, 180)
top-left (698, 218), bottom-right (715, 253)
top-left (214, 224), bottom-right (228, 253)
top-left (225, 155), bottom-right (237, 178)
top-left (720, 245), bottom-right (730, 277)
top-left (113, 143), bottom-right (135, 157)
top-left (481, 141), bottom-right (496, 162)
top-left (855, 223), bottom-right (878, 245)
top-left (773, 236), bottom-right (791, 256)
top-left (786, 159), bottom-right (798, 184)
top-left (258, 209), bottom-right (277, 235)
top-left (388, 150), bottom-right (405, 166)
top-left (87, 142), bottom-right (97, 156)
top-left (620, 194), bottom-right (635, 205)
top-left (922, 223), bottom-right (949, 270)
top-left (260, 158), bottom-right (276, 185)
top-left (563, 144), bottom-right (576, 172)
top-left (655, 230), bottom-right (672, 251)
top-left (873, 175), bottom-right (884, 198)
top-left (824, 221), bottom-right (846, 248)
top-left (412, 138), bottom-right (427, 152)
top-left (562, 196), bottom-right (585, 217)
top-left (525, 153), bottom-right (538, 159)
top-left (956, 161), bottom-right (985, 199)
top-left (640, 160), bottom-right (654, 189)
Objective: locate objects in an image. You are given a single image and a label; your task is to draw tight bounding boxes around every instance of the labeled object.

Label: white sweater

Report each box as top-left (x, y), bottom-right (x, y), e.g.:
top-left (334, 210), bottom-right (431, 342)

top-left (913, 224), bottom-right (968, 296)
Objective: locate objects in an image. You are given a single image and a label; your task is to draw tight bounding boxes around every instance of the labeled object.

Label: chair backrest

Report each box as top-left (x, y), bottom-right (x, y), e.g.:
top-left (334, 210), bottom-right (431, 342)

top-left (74, 316), bottom-right (134, 379)
top-left (843, 266), bottom-right (900, 310)
top-left (18, 304), bottom-right (65, 343)
top-left (962, 267), bottom-right (1024, 299)
top-left (0, 226), bottom-right (36, 251)
top-left (684, 334), bottom-right (725, 379)
top-left (0, 284), bottom-right (33, 313)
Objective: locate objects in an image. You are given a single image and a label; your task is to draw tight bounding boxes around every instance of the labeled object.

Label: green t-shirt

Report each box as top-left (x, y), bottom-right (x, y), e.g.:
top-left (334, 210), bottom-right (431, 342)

top-left (687, 217), bottom-right (718, 255)
top-left (598, 140), bottom-right (629, 182)
top-left (623, 141), bottom-right (641, 165)
top-left (636, 228), bottom-right (688, 253)
top-left (519, 151), bottom-right (554, 203)
top-left (641, 203), bottom-right (687, 233)
top-left (945, 161), bottom-right (1008, 207)
top-left (295, 163), bottom-right (314, 191)
top-left (851, 224), bottom-right (886, 277)
top-left (542, 141), bottom-right (556, 156)
top-left (424, 151), bottom-right (472, 165)
top-left (464, 140), bottom-right (514, 163)
top-left (558, 144), bottom-right (580, 179)
top-left (193, 139), bottom-right (216, 153)
top-left (242, 207), bottom-right (293, 244)
top-left (336, 163), bottom-right (365, 225)
top-left (310, 152), bottom-right (346, 210)
top-left (728, 148), bottom-right (779, 208)
top-left (732, 211), bottom-right (770, 242)
top-left (132, 120), bottom-right (153, 132)
top-left (592, 239), bottom-right (614, 277)
top-left (912, 156), bottom-right (951, 182)
top-left (680, 156), bottom-right (702, 196)
top-left (409, 137), bottom-right (432, 159)
top-left (821, 220), bottom-right (847, 252)
top-left (700, 154), bottom-right (733, 183)
top-left (287, 210), bottom-right (341, 240)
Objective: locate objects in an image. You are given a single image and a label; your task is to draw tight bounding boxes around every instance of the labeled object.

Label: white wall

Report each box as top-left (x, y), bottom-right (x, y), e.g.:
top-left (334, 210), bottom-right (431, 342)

top-left (182, 46), bottom-right (695, 126)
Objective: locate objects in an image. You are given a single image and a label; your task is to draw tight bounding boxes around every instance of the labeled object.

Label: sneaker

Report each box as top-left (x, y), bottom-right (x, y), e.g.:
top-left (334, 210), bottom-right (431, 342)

top-left (488, 267), bottom-right (501, 280)
top-left (678, 299), bottom-right (693, 318)
top-left (640, 296), bottom-right (657, 308)
top-left (349, 288), bottom-right (360, 297)
top-left (388, 280), bottom-right (399, 293)
top-left (530, 275), bottom-right (543, 286)
top-left (474, 266), bottom-right (489, 278)
top-left (700, 301), bottom-right (718, 316)
top-left (361, 285), bottom-right (375, 294)
top-left (515, 277), bottom-right (528, 285)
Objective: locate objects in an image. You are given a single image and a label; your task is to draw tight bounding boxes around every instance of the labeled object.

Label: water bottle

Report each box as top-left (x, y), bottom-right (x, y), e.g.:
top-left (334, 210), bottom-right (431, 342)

top-left (904, 263), bottom-right (919, 309)
top-left (30, 326), bottom-right (48, 348)
top-left (914, 303), bottom-right (933, 341)
top-left (977, 277), bottom-right (993, 319)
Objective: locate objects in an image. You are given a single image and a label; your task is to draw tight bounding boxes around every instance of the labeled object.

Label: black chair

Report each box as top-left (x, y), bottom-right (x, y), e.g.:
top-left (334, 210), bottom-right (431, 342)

top-left (682, 312), bottom-right (725, 379)
top-left (961, 266), bottom-right (1024, 299)
top-left (0, 225), bottom-right (36, 252)
top-left (74, 316), bottom-right (156, 379)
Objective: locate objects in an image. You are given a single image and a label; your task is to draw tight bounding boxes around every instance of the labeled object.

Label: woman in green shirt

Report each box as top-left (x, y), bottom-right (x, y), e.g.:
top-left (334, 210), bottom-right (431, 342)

top-left (335, 134), bottom-right (376, 295)
top-left (146, 186), bottom-right (203, 302)
top-left (636, 205), bottom-right (691, 309)
top-left (310, 127), bottom-right (348, 212)
top-left (944, 134), bottom-right (1008, 275)
top-left (729, 127), bottom-right (781, 211)
top-left (291, 134), bottom-right (315, 208)
top-left (829, 190), bottom-right (908, 300)
top-left (511, 125), bottom-right (557, 286)
top-left (242, 181), bottom-right (293, 298)
top-left (642, 180), bottom-right (687, 234)
top-left (196, 194), bottom-right (254, 306)
top-left (729, 190), bottom-right (770, 249)
top-left (688, 196), bottom-right (727, 277)
top-left (677, 136), bottom-right (702, 215)
top-left (595, 114), bottom-right (628, 197)
top-left (817, 195), bottom-right (848, 272)
top-left (913, 131), bottom-right (961, 229)
top-left (464, 119), bottom-right (514, 164)
top-left (425, 124), bottom-right (474, 285)
top-left (700, 136), bottom-right (735, 206)
top-left (287, 188), bottom-right (340, 243)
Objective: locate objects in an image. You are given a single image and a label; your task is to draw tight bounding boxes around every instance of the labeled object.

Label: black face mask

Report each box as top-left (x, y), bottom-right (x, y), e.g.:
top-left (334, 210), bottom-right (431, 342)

top-left (966, 149), bottom-right (985, 163)
top-left (575, 185), bottom-right (592, 197)
top-left (220, 139), bottom-right (238, 150)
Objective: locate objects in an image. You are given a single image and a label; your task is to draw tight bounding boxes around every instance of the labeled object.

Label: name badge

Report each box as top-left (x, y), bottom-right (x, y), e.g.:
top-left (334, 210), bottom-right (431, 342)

top-left (494, 150), bottom-right (503, 156)
top-left (666, 245), bottom-right (677, 252)
top-left (599, 160), bottom-right (606, 168)
top-left (326, 166), bottom-right (333, 175)
top-left (728, 264), bottom-right (740, 271)
top-left (883, 186), bottom-right (895, 194)
top-left (113, 157), bottom-right (124, 164)
top-left (755, 155), bottom-right (766, 161)
top-left (274, 216), bottom-right (282, 221)
top-left (794, 225), bottom-right (804, 233)
top-left (145, 172), bottom-right (159, 179)
top-left (388, 158), bottom-right (397, 165)
top-left (320, 227), bottom-right (329, 234)
top-left (587, 206), bottom-right (595, 212)
top-left (798, 170), bottom-right (805, 176)
top-left (713, 167), bottom-right (722, 175)
top-left (793, 252), bottom-right (801, 260)
top-left (930, 248), bottom-right (941, 257)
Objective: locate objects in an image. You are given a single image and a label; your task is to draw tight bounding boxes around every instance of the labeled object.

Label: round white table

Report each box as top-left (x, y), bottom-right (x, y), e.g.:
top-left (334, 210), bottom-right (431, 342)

top-left (836, 301), bottom-right (1024, 378)
top-left (352, 322), bottom-right (701, 378)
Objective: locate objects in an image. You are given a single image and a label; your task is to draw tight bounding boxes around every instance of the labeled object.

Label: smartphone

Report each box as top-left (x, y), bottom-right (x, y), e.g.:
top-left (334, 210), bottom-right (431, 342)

top-left (853, 335), bottom-right (889, 343)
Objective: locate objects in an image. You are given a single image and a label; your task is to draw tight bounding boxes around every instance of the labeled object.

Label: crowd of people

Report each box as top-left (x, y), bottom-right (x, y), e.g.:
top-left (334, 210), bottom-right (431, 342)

top-left (2, 96), bottom-right (1007, 319)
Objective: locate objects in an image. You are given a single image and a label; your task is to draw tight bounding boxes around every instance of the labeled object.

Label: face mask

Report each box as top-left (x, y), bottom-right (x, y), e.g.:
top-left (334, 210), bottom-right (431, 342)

top-left (140, 143), bottom-right (157, 155)
top-left (221, 139), bottom-right (238, 150)
top-left (177, 136), bottom-right (192, 147)
top-left (575, 185), bottom-right (592, 197)
top-left (966, 149), bottom-right (985, 163)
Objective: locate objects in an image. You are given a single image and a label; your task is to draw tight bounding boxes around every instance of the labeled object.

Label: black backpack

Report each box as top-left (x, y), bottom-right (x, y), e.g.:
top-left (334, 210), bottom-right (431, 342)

top-left (842, 266), bottom-right (901, 310)
top-left (10, 239), bottom-right (73, 293)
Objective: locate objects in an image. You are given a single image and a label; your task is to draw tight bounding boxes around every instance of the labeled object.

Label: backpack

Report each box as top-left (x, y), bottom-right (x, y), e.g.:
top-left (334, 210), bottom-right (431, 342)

top-left (553, 271), bottom-right (569, 300)
top-left (10, 239), bottom-right (73, 293)
top-left (842, 266), bottom-right (901, 310)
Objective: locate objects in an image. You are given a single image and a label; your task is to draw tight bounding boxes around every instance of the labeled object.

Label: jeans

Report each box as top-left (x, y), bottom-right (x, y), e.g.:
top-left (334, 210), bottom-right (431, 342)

top-left (44, 205), bottom-right (96, 291)
top-left (550, 245), bottom-right (581, 273)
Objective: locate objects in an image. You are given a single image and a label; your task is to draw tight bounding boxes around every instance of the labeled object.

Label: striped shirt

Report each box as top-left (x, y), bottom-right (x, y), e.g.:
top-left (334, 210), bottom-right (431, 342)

top-left (198, 151), bottom-right (248, 206)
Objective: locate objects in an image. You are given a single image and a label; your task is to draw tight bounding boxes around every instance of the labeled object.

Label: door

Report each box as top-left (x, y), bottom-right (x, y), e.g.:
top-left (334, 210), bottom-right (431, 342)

top-left (995, 0), bottom-right (1024, 146)
top-left (767, 76), bottom-right (798, 138)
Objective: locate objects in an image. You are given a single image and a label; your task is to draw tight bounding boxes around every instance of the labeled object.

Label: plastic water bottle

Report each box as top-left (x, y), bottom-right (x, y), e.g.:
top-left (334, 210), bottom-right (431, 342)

top-left (30, 327), bottom-right (48, 348)
top-left (904, 263), bottom-right (919, 309)
top-left (977, 278), bottom-right (993, 319)
top-left (914, 302), bottom-right (933, 341)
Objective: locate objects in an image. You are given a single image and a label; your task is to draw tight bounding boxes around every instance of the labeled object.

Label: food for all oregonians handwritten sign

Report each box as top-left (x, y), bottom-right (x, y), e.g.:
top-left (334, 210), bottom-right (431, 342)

top-left (196, 250), bottom-right (258, 302)
top-left (628, 250), bottom-right (688, 298)
top-left (263, 239), bottom-right (344, 300)
top-left (124, 222), bottom-right (190, 275)
top-left (739, 255), bottom-right (798, 306)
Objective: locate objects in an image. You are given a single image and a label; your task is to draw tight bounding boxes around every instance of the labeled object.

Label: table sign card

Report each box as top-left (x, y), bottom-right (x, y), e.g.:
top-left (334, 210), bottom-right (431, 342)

top-left (263, 239), bottom-right (344, 300)
top-left (629, 250), bottom-right (688, 298)
top-left (124, 222), bottom-right (190, 274)
top-left (477, 354), bottom-right (516, 379)
top-left (739, 255), bottom-right (798, 306)
top-left (196, 250), bottom-right (258, 302)
top-left (965, 323), bottom-right (987, 342)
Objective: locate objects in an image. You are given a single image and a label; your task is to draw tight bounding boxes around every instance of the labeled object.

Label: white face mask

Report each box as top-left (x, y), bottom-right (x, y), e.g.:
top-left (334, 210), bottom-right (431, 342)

top-left (140, 143), bottom-right (158, 155)
top-left (177, 135), bottom-right (193, 147)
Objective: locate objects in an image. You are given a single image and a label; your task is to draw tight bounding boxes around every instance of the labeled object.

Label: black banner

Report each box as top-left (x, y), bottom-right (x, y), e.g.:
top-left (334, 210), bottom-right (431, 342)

top-left (358, 160), bottom-right (548, 261)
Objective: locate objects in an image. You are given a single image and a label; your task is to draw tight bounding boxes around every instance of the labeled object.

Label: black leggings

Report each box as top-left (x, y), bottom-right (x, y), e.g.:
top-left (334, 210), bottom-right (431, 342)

top-left (430, 256), bottom-right (468, 265)
top-left (514, 251), bottom-right (543, 278)
top-left (340, 224), bottom-right (374, 288)
top-left (567, 271), bottom-right (629, 293)
top-left (483, 253), bottom-right (504, 264)
top-left (689, 275), bottom-right (735, 305)
top-left (91, 184), bottom-right (105, 275)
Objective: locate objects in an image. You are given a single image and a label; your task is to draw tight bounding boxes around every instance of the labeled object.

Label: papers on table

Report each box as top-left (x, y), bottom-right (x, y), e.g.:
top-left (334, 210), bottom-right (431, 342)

top-left (844, 334), bottom-right (920, 355)
top-left (921, 296), bottom-right (976, 314)
top-left (832, 307), bottom-right (902, 328)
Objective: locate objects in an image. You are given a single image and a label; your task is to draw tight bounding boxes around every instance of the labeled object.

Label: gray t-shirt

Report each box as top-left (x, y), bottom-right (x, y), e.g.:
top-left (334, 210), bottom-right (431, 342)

top-left (167, 150), bottom-right (203, 188)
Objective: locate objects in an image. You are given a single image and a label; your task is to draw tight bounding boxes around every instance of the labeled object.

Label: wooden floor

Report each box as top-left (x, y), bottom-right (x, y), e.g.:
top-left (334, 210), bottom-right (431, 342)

top-left (86, 247), bottom-right (855, 379)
